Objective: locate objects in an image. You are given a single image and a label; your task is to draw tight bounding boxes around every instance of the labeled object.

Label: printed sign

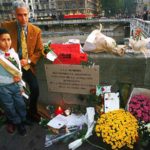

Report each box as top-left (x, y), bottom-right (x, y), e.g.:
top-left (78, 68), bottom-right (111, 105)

top-left (45, 64), bottom-right (99, 94)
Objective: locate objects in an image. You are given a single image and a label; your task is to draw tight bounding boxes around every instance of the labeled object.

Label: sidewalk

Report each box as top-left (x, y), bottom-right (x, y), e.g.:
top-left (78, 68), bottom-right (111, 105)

top-left (0, 122), bottom-right (98, 150)
top-left (1, 122), bottom-right (149, 150)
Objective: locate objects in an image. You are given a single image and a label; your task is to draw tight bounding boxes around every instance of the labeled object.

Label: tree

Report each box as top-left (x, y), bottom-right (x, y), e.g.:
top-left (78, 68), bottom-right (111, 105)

top-left (101, 0), bottom-right (134, 17)
top-left (123, 0), bottom-right (135, 15)
top-left (101, 0), bottom-right (122, 16)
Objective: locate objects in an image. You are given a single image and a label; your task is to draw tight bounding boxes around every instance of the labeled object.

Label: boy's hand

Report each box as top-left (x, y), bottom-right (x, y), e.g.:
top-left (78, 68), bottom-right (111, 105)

top-left (20, 89), bottom-right (24, 94)
top-left (13, 76), bottom-right (21, 82)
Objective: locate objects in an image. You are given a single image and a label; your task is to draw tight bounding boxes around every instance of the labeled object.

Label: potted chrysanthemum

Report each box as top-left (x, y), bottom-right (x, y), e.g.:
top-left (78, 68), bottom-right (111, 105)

top-left (95, 109), bottom-right (139, 150)
top-left (128, 94), bottom-right (150, 123)
top-left (127, 88), bottom-right (150, 149)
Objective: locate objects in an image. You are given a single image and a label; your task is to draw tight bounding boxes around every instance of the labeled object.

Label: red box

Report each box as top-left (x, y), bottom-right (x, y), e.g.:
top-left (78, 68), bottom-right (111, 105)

top-left (50, 44), bottom-right (88, 64)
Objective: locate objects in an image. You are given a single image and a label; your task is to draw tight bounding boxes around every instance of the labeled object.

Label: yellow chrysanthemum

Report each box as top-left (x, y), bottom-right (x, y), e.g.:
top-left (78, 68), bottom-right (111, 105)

top-left (95, 109), bottom-right (139, 149)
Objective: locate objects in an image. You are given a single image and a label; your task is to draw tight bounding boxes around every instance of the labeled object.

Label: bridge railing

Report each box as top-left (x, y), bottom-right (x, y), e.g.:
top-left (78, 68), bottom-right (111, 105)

top-left (33, 18), bottom-right (131, 26)
top-left (130, 19), bottom-right (150, 37)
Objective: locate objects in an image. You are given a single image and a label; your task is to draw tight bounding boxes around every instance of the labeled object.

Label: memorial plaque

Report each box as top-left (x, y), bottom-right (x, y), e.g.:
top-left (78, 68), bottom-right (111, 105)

top-left (45, 64), bottom-right (99, 94)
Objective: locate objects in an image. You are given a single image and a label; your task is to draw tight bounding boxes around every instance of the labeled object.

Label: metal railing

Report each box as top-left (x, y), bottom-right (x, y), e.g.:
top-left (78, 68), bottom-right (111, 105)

top-left (33, 18), bottom-right (131, 26)
top-left (130, 18), bottom-right (150, 37)
top-left (37, 18), bottom-right (150, 38)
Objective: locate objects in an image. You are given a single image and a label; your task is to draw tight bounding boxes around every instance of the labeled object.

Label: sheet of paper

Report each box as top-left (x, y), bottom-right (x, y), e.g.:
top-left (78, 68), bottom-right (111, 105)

top-left (104, 92), bottom-right (120, 113)
top-left (46, 51), bottom-right (57, 61)
top-left (47, 114), bottom-right (67, 129)
top-left (66, 114), bottom-right (86, 127)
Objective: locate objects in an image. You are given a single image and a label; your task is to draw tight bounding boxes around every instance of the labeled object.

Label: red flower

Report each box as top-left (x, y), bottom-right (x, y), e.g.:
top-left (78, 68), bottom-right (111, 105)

top-left (101, 87), bottom-right (105, 92)
top-left (135, 28), bottom-right (142, 36)
top-left (129, 94), bottom-right (150, 123)
top-left (90, 88), bottom-right (96, 94)
top-left (5, 52), bottom-right (10, 58)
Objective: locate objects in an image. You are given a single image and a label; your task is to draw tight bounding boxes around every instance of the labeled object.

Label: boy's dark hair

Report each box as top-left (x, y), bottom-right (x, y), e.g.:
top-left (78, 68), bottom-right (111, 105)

top-left (0, 28), bottom-right (9, 35)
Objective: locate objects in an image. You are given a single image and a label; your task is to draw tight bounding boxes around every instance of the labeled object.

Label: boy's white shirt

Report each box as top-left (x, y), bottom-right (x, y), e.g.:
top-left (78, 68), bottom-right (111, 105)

top-left (0, 48), bottom-right (22, 83)
top-left (0, 48), bottom-right (28, 98)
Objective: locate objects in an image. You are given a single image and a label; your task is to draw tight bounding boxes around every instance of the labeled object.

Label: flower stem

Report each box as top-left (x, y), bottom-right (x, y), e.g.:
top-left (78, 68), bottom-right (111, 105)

top-left (85, 139), bottom-right (106, 150)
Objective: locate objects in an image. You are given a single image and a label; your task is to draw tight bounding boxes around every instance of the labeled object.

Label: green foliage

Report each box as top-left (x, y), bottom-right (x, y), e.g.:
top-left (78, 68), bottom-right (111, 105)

top-left (39, 117), bottom-right (49, 128)
top-left (8, 57), bottom-right (19, 69)
top-left (81, 56), bottom-right (94, 68)
top-left (124, 0), bottom-right (135, 14)
top-left (138, 121), bottom-right (150, 148)
top-left (101, 0), bottom-right (135, 16)
top-left (118, 82), bottom-right (133, 108)
top-left (43, 40), bottom-right (52, 55)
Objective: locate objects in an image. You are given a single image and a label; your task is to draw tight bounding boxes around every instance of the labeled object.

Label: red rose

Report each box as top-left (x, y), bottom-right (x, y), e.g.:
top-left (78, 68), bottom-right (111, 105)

top-left (5, 52), bottom-right (10, 58)
top-left (101, 87), bottom-right (105, 92)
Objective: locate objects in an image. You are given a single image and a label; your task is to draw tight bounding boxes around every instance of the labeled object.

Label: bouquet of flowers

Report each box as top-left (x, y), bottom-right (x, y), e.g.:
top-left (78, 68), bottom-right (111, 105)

top-left (0, 50), bottom-right (21, 77)
top-left (42, 40), bottom-right (52, 56)
top-left (95, 109), bottom-right (139, 149)
top-left (5, 52), bottom-right (19, 69)
top-left (128, 94), bottom-right (150, 123)
top-left (42, 40), bottom-right (57, 61)
top-left (133, 28), bottom-right (142, 41)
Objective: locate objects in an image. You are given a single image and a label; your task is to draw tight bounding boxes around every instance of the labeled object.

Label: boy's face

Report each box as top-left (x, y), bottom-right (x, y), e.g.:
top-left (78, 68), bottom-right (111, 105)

top-left (15, 7), bottom-right (29, 27)
top-left (0, 33), bottom-right (12, 51)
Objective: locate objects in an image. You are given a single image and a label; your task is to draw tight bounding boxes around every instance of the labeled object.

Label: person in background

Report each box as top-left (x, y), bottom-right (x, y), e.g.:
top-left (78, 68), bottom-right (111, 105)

top-left (143, 11), bottom-right (148, 20)
top-left (0, 28), bottom-right (27, 136)
top-left (148, 10), bottom-right (150, 21)
top-left (0, 1), bottom-right (44, 122)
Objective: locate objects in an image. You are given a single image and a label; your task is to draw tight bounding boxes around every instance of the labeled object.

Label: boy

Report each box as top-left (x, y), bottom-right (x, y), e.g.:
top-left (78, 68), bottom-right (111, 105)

top-left (0, 1), bottom-right (43, 122)
top-left (0, 0), bottom-right (44, 122)
top-left (0, 28), bottom-right (27, 136)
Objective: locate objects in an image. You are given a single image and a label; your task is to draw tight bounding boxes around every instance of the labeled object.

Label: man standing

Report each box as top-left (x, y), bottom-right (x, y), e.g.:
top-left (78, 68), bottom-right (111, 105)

top-left (0, 1), bottom-right (44, 122)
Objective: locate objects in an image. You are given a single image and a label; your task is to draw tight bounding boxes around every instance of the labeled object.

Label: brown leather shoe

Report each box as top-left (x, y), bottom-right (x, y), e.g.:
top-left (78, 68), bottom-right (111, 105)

top-left (6, 123), bottom-right (16, 134)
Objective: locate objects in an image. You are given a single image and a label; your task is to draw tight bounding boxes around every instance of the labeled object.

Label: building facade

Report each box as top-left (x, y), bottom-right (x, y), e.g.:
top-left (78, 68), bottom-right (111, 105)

top-left (134, 0), bottom-right (150, 15)
top-left (143, 0), bottom-right (150, 10)
top-left (0, 0), bottom-right (13, 21)
top-left (55, 0), bottom-right (100, 15)
top-left (0, 0), bottom-right (101, 21)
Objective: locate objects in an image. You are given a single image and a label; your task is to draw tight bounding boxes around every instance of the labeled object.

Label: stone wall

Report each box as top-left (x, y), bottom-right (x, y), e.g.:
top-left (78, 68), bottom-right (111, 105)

top-left (36, 52), bottom-right (150, 105)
